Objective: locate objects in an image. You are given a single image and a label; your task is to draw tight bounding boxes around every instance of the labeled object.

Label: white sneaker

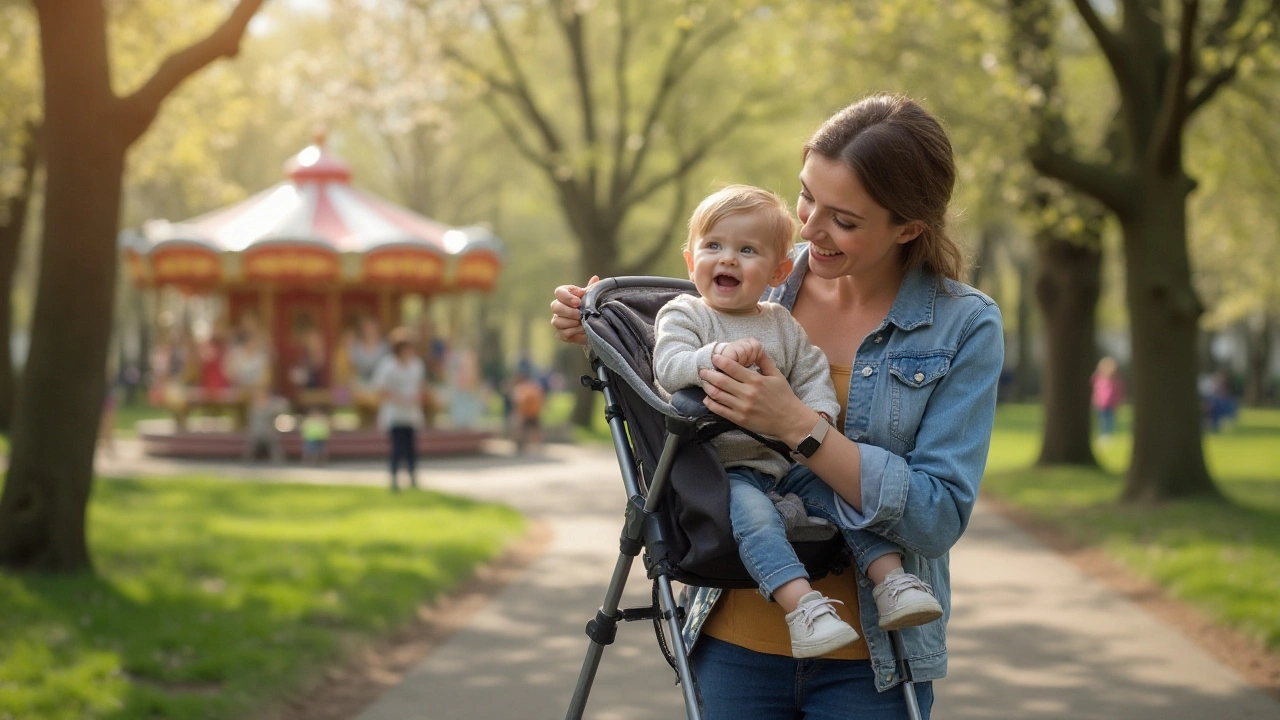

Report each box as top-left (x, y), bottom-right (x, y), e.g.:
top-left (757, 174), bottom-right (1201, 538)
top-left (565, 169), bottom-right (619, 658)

top-left (785, 591), bottom-right (859, 658)
top-left (873, 568), bottom-right (944, 630)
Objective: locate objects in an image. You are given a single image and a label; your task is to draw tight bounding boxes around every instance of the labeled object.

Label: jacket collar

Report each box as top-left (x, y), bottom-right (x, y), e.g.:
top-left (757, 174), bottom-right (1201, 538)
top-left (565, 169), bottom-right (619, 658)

top-left (782, 245), bottom-right (937, 331)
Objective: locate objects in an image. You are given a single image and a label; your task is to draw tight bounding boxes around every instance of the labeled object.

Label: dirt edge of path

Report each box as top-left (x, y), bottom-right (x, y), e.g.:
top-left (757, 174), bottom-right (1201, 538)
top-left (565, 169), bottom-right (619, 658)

top-left (983, 493), bottom-right (1280, 702)
top-left (253, 518), bottom-right (555, 720)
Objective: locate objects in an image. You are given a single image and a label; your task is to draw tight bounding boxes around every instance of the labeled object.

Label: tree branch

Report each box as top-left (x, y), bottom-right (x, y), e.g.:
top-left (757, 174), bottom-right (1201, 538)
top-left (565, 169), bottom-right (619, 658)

top-left (624, 102), bottom-right (749, 208)
top-left (609, 0), bottom-right (632, 209)
top-left (1188, 3), bottom-right (1276, 116)
top-left (620, 172), bottom-right (689, 276)
top-left (615, 17), bottom-right (738, 207)
top-left (479, 93), bottom-right (555, 175)
top-left (551, 1), bottom-right (599, 205)
top-left (1069, 0), bottom-right (1131, 80)
top-left (117, 0), bottom-right (265, 145)
top-left (1027, 143), bottom-right (1135, 216)
top-left (1149, 0), bottom-right (1198, 173)
top-left (470, 0), bottom-right (565, 155)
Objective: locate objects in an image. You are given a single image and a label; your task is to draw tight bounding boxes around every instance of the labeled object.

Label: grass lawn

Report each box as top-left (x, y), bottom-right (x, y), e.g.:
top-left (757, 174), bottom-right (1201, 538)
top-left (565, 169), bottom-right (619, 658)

top-left (0, 477), bottom-right (526, 720)
top-left (983, 404), bottom-right (1280, 652)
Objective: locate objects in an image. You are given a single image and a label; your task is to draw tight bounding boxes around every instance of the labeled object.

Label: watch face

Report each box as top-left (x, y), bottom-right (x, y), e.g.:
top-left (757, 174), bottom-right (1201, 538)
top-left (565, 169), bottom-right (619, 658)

top-left (797, 436), bottom-right (820, 458)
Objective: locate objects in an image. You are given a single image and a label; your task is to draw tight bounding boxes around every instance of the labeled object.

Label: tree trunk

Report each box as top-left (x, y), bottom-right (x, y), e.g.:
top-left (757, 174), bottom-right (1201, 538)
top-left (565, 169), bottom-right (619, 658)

top-left (0, 126), bottom-right (39, 433)
top-left (1034, 237), bottom-right (1102, 465)
top-left (1011, 253), bottom-right (1038, 402)
top-left (0, 3), bottom-right (122, 571)
top-left (1243, 314), bottom-right (1272, 407)
top-left (568, 230), bottom-right (628, 428)
top-left (1120, 186), bottom-right (1219, 502)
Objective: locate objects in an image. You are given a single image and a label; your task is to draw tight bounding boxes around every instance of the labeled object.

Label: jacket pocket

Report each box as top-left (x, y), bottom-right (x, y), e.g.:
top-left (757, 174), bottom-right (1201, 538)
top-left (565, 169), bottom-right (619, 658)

top-left (888, 354), bottom-right (951, 445)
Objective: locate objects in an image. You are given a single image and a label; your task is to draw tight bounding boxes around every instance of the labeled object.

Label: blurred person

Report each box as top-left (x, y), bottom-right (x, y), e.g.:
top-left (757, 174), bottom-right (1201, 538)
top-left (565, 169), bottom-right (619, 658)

top-left (373, 328), bottom-right (426, 491)
top-left (1201, 369), bottom-right (1237, 432)
top-left (510, 368), bottom-right (545, 455)
top-left (301, 408), bottom-right (331, 466)
top-left (350, 316), bottom-right (389, 388)
top-left (447, 345), bottom-right (483, 428)
top-left (242, 387), bottom-right (286, 464)
top-left (331, 327), bottom-right (356, 406)
top-left (1091, 356), bottom-right (1124, 442)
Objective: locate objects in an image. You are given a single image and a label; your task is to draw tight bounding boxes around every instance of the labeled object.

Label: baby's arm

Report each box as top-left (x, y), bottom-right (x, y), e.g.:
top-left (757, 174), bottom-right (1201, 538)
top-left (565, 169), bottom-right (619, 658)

top-left (653, 301), bottom-right (721, 393)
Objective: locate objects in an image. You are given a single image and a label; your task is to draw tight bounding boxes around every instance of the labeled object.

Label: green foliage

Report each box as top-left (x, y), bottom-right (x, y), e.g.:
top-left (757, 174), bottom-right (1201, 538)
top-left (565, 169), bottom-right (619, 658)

top-left (984, 404), bottom-right (1280, 650)
top-left (0, 477), bottom-right (525, 719)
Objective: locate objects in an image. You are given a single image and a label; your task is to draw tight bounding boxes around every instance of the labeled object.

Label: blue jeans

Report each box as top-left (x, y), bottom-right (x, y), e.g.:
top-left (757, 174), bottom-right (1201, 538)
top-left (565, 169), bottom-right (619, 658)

top-left (1096, 406), bottom-right (1116, 436)
top-left (389, 425), bottom-right (417, 485)
top-left (731, 467), bottom-right (903, 596)
top-left (729, 468), bottom-right (810, 598)
top-left (691, 635), bottom-right (933, 719)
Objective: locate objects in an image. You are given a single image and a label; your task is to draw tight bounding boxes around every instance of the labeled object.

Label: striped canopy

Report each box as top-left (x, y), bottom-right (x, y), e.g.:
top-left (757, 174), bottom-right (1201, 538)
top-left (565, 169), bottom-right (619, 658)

top-left (122, 141), bottom-right (502, 293)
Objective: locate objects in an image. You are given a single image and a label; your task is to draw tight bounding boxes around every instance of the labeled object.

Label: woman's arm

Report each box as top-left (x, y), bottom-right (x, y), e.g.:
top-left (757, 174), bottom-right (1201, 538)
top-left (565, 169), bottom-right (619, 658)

top-left (702, 302), bottom-right (1005, 559)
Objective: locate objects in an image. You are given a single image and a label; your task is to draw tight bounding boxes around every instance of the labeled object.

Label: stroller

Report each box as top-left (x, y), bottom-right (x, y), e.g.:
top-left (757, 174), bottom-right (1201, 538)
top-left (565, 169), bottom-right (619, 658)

top-left (565, 277), bottom-right (926, 720)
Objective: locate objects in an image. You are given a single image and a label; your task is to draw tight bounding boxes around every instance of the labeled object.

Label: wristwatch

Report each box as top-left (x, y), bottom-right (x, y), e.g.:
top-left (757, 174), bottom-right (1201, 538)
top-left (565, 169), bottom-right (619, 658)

top-left (790, 415), bottom-right (831, 460)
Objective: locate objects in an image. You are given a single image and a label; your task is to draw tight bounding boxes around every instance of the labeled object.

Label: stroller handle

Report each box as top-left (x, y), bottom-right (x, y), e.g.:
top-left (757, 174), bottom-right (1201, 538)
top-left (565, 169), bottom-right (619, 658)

top-left (580, 276), bottom-right (697, 317)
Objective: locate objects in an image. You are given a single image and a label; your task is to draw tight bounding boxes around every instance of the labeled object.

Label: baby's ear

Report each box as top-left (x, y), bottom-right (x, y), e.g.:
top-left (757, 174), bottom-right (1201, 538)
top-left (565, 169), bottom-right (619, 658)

top-left (769, 257), bottom-right (794, 286)
top-left (683, 249), bottom-right (695, 276)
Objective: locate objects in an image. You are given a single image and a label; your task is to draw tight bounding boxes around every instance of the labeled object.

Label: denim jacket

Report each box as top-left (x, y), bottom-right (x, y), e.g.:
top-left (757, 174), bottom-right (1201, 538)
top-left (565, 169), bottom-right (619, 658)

top-left (680, 245), bottom-right (1004, 692)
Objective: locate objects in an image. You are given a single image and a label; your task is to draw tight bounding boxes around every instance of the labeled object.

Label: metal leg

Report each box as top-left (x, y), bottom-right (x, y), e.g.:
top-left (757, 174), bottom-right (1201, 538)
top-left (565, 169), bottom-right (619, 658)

top-left (891, 630), bottom-right (923, 720)
top-left (565, 551), bottom-right (636, 720)
top-left (655, 575), bottom-right (701, 720)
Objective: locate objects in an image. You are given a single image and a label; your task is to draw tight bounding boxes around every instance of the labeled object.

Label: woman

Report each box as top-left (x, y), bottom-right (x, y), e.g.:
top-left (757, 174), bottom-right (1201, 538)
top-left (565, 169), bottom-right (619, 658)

top-left (373, 328), bottom-right (427, 492)
top-left (550, 94), bottom-right (1003, 719)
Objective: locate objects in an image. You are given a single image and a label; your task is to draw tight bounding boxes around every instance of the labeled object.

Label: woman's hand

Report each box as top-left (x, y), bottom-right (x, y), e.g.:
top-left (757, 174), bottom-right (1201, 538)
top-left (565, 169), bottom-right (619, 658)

top-left (699, 352), bottom-right (813, 444)
top-left (549, 276), bottom-right (600, 345)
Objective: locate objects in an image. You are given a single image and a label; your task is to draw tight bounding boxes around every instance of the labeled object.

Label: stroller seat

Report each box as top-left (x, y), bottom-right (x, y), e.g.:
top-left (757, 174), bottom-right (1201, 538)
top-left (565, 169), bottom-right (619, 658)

top-left (580, 276), bottom-right (848, 588)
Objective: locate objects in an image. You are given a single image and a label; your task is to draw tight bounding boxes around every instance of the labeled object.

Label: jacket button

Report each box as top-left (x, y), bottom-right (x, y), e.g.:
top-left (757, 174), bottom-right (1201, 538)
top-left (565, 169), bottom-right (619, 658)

top-left (862, 366), bottom-right (874, 377)
top-left (914, 372), bottom-right (925, 382)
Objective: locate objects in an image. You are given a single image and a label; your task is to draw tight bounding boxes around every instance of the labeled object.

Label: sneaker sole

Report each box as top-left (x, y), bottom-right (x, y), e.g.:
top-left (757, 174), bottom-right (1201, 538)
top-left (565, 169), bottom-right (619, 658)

top-left (878, 605), bottom-right (943, 631)
top-left (792, 626), bottom-right (860, 659)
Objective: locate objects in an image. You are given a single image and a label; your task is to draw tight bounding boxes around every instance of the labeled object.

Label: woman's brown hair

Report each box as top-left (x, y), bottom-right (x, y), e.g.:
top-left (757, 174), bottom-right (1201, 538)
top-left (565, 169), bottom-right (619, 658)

top-left (804, 94), bottom-right (964, 281)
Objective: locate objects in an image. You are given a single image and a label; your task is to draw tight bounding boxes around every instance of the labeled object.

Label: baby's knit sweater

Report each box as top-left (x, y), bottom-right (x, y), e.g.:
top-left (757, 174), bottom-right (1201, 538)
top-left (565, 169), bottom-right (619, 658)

top-left (653, 294), bottom-right (840, 479)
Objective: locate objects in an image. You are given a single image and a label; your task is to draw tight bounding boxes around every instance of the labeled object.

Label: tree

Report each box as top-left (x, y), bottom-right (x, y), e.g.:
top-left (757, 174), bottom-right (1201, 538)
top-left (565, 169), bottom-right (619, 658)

top-left (0, 5), bottom-right (41, 433)
top-left (419, 0), bottom-right (777, 423)
top-left (0, 123), bottom-right (38, 435)
top-left (0, 0), bottom-right (266, 572)
top-left (1012, 0), bottom-right (1279, 501)
top-left (1005, 0), bottom-right (1112, 466)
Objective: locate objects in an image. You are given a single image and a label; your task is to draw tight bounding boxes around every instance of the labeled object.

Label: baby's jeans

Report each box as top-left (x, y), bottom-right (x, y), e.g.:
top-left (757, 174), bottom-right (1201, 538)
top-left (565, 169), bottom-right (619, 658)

top-left (727, 467), bottom-right (809, 599)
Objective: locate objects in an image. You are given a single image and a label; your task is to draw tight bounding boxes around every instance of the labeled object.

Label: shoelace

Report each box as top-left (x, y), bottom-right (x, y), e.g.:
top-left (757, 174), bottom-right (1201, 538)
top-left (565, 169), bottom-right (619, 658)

top-left (880, 573), bottom-right (934, 601)
top-left (793, 597), bottom-right (845, 630)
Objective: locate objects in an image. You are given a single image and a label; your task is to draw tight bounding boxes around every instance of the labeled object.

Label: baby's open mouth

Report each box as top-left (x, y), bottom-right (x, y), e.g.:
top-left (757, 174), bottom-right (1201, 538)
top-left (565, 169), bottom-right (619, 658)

top-left (714, 274), bottom-right (740, 288)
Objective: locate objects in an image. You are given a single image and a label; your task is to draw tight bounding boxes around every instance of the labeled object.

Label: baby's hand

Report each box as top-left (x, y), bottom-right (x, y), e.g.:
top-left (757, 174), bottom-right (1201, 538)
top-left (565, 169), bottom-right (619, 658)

top-left (717, 338), bottom-right (763, 368)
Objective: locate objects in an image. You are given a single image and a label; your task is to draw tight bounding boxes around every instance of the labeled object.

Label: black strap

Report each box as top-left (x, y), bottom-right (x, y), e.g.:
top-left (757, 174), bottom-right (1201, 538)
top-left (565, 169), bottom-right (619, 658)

top-left (692, 418), bottom-right (793, 459)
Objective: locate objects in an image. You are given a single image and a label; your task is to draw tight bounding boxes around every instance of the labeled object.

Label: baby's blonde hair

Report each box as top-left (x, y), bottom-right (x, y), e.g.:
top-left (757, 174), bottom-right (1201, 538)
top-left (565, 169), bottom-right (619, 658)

top-left (685, 184), bottom-right (797, 259)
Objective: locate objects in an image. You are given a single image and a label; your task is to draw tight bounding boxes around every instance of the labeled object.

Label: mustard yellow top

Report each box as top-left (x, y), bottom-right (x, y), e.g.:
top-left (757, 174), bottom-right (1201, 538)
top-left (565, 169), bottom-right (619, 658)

top-left (700, 363), bottom-right (868, 659)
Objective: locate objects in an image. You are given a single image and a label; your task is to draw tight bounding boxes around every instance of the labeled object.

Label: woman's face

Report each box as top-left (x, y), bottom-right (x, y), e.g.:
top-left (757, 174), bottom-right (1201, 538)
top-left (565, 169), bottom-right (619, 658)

top-left (795, 153), bottom-right (921, 282)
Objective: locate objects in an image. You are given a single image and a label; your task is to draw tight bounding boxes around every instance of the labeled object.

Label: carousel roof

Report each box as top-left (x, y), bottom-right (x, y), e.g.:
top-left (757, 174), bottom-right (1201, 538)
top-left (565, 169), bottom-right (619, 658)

top-left (122, 140), bottom-right (503, 292)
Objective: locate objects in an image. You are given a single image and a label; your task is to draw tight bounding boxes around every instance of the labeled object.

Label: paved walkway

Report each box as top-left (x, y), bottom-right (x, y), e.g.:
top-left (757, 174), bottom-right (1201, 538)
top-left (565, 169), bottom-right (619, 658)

top-left (98, 441), bottom-right (1280, 719)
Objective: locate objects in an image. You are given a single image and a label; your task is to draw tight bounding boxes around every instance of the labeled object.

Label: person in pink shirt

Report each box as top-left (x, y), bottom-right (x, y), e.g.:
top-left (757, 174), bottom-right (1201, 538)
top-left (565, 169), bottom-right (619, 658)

top-left (1091, 356), bottom-right (1124, 441)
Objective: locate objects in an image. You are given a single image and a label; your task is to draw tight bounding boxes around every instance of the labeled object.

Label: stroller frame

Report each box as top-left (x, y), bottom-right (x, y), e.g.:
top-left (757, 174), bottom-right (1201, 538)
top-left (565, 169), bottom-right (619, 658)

top-left (565, 277), bottom-right (924, 720)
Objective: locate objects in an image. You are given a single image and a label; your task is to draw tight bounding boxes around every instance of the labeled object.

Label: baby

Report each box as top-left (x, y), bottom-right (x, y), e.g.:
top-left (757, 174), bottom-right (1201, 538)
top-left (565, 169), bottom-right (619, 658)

top-left (653, 185), bottom-right (942, 658)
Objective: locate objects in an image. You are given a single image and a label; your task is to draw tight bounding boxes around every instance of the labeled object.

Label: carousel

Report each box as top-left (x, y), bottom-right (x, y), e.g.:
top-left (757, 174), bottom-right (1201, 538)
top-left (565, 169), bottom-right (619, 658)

top-left (121, 139), bottom-right (503, 459)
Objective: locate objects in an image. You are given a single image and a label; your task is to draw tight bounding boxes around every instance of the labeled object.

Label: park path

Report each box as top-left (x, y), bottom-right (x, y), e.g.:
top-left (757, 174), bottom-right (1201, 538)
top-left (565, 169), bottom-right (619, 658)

top-left (97, 441), bottom-right (1280, 719)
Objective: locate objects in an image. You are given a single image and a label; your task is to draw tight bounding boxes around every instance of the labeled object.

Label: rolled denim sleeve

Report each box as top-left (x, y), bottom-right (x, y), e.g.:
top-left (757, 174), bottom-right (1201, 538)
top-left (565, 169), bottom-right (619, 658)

top-left (836, 302), bottom-right (1004, 558)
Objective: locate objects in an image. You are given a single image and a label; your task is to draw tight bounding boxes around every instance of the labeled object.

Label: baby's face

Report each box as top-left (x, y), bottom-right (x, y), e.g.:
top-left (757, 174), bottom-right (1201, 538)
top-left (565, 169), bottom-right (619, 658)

top-left (684, 212), bottom-right (791, 314)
